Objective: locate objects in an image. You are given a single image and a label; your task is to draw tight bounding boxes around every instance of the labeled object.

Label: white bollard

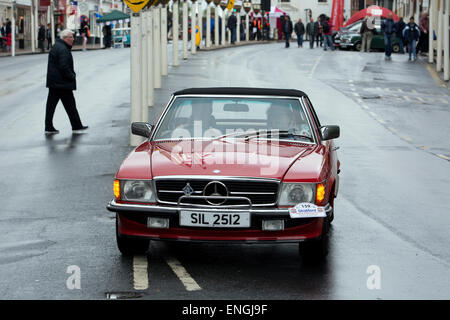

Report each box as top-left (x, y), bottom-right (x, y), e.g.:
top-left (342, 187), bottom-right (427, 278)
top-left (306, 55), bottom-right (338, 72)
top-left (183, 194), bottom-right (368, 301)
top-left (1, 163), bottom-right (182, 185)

top-left (221, 9), bottom-right (226, 46)
top-left (130, 13), bottom-right (143, 147)
top-left (245, 13), bottom-right (249, 42)
top-left (147, 10), bottom-right (154, 107)
top-left (173, 0), bottom-right (179, 66)
top-left (206, 4), bottom-right (211, 47)
top-left (198, 1), bottom-right (203, 49)
top-left (141, 11), bottom-right (148, 123)
top-left (191, 1), bottom-right (197, 54)
top-left (429, 0), bottom-right (435, 64)
top-left (50, 0), bottom-right (55, 46)
top-left (436, 0), bottom-right (443, 72)
top-left (183, 0), bottom-right (188, 59)
top-left (31, 0), bottom-right (36, 53)
top-left (237, 12), bottom-right (240, 43)
top-left (153, 6), bottom-right (162, 88)
top-left (161, 5), bottom-right (168, 76)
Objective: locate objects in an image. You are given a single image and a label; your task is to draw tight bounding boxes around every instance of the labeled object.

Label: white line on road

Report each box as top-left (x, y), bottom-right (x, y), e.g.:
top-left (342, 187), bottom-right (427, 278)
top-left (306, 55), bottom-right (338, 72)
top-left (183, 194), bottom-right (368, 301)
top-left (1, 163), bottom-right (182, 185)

top-left (402, 135), bottom-right (413, 142)
top-left (437, 154), bottom-right (450, 161)
top-left (353, 92), bottom-right (360, 97)
top-left (309, 53), bottom-right (324, 79)
top-left (133, 255), bottom-right (149, 290)
top-left (403, 96), bottom-right (411, 102)
top-left (165, 256), bottom-right (202, 291)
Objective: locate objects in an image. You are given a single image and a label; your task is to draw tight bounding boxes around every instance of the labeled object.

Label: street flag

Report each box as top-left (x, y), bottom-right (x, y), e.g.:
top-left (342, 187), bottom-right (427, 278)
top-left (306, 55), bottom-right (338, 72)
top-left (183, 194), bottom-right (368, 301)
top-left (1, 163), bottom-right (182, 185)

top-left (227, 0), bottom-right (235, 11)
top-left (330, 0), bottom-right (344, 31)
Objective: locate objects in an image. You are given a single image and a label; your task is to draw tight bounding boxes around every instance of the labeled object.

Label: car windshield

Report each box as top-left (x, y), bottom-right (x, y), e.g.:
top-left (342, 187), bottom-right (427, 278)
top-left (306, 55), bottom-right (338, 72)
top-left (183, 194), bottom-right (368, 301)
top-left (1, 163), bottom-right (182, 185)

top-left (153, 97), bottom-right (314, 142)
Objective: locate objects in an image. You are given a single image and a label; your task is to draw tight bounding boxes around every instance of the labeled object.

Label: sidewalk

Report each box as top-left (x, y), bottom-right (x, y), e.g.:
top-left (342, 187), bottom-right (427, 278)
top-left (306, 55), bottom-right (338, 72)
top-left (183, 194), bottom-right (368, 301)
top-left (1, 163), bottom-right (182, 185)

top-left (0, 39), bottom-right (272, 58)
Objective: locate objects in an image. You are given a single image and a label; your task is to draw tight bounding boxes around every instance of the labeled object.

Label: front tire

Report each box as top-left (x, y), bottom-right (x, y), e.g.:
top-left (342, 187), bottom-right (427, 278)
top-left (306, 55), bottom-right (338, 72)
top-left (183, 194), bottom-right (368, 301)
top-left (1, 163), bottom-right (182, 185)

top-left (299, 218), bottom-right (330, 263)
top-left (354, 42), bottom-right (362, 52)
top-left (116, 216), bottom-right (149, 256)
top-left (392, 43), bottom-right (400, 53)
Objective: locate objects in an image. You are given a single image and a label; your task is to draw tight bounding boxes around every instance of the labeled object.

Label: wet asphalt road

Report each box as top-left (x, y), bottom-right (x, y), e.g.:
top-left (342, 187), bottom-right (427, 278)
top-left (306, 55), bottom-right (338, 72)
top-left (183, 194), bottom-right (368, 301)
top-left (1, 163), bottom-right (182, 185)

top-left (0, 42), bottom-right (449, 300)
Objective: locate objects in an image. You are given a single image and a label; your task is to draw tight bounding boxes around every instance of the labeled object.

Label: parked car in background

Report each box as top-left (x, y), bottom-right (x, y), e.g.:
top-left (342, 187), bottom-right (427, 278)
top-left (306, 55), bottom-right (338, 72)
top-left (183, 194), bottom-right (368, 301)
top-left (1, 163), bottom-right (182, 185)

top-left (335, 18), bottom-right (401, 53)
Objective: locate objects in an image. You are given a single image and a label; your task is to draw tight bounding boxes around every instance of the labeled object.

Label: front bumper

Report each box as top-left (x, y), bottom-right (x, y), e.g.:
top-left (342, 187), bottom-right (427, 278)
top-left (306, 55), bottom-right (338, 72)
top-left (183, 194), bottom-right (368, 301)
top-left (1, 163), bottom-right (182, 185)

top-left (107, 200), bottom-right (332, 243)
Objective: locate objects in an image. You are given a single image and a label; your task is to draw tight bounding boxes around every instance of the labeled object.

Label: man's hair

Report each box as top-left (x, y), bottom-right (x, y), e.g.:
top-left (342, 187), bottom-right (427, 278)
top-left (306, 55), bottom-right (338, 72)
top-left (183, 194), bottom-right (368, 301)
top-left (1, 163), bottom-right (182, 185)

top-left (60, 29), bottom-right (73, 39)
top-left (410, 16), bottom-right (414, 21)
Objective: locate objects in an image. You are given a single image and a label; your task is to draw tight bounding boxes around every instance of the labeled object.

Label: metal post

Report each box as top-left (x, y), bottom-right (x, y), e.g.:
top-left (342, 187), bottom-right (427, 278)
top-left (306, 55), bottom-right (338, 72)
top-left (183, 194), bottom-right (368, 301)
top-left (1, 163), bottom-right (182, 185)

top-left (183, 0), bottom-right (188, 59)
top-left (50, 0), bottom-right (55, 45)
top-left (245, 12), bottom-right (249, 41)
top-left (214, 5), bottom-right (219, 45)
top-left (147, 9), bottom-right (154, 107)
top-left (191, 1), bottom-right (197, 54)
top-left (437, 0), bottom-right (444, 72)
top-left (198, 0), bottom-right (203, 48)
top-left (141, 11), bottom-right (148, 123)
top-left (206, 3), bottom-right (211, 47)
top-left (31, 0), bottom-right (36, 52)
top-left (221, 8), bottom-right (225, 46)
top-left (153, 5), bottom-right (161, 88)
top-left (11, 1), bottom-right (15, 56)
top-left (444, 0), bottom-right (449, 80)
top-left (173, 0), bottom-right (179, 65)
top-left (429, 0), bottom-right (435, 63)
top-left (161, 5), bottom-right (168, 76)
top-left (130, 13), bottom-right (143, 147)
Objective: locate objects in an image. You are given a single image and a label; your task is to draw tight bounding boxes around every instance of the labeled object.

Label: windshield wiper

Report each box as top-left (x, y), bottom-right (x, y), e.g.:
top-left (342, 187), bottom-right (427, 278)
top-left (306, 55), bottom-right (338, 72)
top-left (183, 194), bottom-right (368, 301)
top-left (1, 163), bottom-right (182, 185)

top-left (214, 129), bottom-right (313, 142)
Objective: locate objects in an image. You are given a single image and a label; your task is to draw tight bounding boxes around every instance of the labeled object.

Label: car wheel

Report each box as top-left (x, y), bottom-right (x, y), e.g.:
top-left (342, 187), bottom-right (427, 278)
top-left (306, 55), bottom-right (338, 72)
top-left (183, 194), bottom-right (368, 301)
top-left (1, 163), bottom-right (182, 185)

top-left (116, 216), bottom-right (150, 256)
top-left (392, 43), bottom-right (400, 53)
top-left (298, 218), bottom-right (329, 263)
top-left (354, 42), bottom-right (362, 52)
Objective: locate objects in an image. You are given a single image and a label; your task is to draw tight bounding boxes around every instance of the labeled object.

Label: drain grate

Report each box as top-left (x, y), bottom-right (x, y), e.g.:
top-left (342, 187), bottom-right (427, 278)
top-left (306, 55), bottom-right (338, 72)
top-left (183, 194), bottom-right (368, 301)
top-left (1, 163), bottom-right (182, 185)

top-left (105, 292), bottom-right (143, 300)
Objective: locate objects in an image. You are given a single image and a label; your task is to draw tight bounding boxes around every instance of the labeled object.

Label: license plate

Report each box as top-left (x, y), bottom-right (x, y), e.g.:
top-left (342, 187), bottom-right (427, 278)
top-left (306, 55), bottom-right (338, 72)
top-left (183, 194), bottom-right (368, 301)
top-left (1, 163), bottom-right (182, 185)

top-left (179, 210), bottom-right (250, 228)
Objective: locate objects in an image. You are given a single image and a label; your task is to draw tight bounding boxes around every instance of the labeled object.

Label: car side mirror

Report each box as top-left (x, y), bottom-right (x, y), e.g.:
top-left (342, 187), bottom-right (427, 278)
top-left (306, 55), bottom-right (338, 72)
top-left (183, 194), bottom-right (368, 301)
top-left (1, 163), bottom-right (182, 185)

top-left (320, 125), bottom-right (340, 140)
top-left (131, 122), bottom-right (153, 138)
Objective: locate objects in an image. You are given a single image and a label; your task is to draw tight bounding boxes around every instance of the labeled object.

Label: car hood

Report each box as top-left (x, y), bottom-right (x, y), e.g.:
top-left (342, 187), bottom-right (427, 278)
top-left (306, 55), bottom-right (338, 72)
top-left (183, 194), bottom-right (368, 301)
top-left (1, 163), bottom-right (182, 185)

top-left (150, 140), bottom-right (316, 180)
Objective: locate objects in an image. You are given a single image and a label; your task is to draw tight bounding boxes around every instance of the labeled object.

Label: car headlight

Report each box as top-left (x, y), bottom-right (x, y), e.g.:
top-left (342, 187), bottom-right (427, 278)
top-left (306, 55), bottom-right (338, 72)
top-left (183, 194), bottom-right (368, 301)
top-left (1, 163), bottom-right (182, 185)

top-left (279, 183), bottom-right (315, 206)
top-left (118, 180), bottom-right (155, 202)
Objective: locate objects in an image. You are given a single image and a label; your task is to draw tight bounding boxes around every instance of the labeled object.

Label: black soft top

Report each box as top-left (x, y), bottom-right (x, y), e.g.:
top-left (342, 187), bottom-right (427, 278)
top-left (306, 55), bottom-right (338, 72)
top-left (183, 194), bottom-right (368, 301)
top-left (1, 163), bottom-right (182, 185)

top-left (173, 87), bottom-right (307, 98)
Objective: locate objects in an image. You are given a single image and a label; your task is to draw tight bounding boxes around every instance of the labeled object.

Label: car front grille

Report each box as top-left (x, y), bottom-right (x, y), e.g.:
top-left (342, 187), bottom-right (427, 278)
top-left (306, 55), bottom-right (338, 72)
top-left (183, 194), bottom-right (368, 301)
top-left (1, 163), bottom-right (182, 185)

top-left (155, 178), bottom-right (279, 207)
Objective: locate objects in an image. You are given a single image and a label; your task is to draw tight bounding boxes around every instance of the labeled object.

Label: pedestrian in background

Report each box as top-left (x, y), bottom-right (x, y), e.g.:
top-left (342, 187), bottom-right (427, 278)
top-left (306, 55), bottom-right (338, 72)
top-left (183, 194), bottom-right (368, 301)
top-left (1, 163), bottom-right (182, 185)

top-left (38, 23), bottom-right (46, 53)
top-left (418, 12), bottom-right (429, 55)
top-left (395, 17), bottom-right (406, 54)
top-left (314, 17), bottom-right (323, 47)
top-left (283, 15), bottom-right (293, 48)
top-left (294, 18), bottom-right (305, 48)
top-left (227, 11), bottom-right (237, 44)
top-left (46, 23), bottom-right (52, 50)
top-left (322, 17), bottom-right (334, 51)
top-left (360, 15), bottom-right (375, 52)
top-left (381, 13), bottom-right (396, 60)
top-left (55, 23), bottom-right (61, 39)
top-left (45, 29), bottom-right (88, 134)
top-left (306, 17), bottom-right (316, 49)
top-left (80, 17), bottom-right (89, 51)
top-left (403, 17), bottom-right (420, 61)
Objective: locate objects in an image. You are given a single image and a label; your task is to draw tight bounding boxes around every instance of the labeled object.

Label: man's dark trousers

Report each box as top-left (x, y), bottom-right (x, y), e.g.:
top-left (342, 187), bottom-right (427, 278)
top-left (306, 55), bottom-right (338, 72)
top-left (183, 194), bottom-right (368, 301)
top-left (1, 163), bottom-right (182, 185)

top-left (45, 88), bottom-right (83, 130)
top-left (284, 33), bottom-right (290, 47)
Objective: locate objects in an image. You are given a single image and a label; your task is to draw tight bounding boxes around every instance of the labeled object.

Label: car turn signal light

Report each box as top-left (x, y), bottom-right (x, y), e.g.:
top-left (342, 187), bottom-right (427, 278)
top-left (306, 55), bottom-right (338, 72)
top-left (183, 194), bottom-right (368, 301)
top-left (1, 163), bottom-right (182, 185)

top-left (316, 183), bottom-right (325, 204)
top-left (114, 180), bottom-right (120, 200)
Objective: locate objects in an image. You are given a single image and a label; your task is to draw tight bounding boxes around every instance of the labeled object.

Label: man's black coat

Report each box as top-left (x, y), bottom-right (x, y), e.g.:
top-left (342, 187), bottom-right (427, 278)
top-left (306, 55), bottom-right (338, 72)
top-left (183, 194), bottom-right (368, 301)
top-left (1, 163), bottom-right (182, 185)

top-left (46, 39), bottom-right (76, 90)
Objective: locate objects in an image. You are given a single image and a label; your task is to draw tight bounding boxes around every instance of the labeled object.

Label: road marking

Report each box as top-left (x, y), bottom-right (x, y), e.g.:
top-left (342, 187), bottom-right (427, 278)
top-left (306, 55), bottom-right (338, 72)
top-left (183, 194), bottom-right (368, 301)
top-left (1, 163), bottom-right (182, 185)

top-left (411, 89), bottom-right (418, 94)
top-left (309, 53), bottom-right (324, 79)
top-left (377, 118), bottom-right (386, 124)
top-left (369, 111), bottom-right (377, 117)
top-left (348, 80), bottom-right (354, 83)
top-left (351, 88), bottom-right (356, 91)
top-left (425, 63), bottom-right (448, 88)
top-left (437, 154), bottom-right (450, 161)
top-left (404, 96), bottom-right (411, 101)
top-left (388, 127), bottom-right (398, 133)
top-left (133, 255), bottom-right (149, 290)
top-left (417, 97), bottom-right (424, 102)
top-left (353, 92), bottom-right (360, 97)
top-left (402, 135), bottom-right (413, 142)
top-left (398, 88), bottom-right (404, 93)
top-left (362, 105), bottom-right (370, 110)
top-left (165, 256), bottom-right (201, 291)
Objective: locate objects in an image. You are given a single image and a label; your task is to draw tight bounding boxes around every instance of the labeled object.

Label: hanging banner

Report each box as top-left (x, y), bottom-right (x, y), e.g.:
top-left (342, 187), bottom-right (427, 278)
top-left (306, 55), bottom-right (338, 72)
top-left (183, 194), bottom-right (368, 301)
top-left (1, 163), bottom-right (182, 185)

top-left (227, 0), bottom-right (235, 11)
top-left (123, 0), bottom-right (152, 13)
top-left (330, 0), bottom-right (344, 31)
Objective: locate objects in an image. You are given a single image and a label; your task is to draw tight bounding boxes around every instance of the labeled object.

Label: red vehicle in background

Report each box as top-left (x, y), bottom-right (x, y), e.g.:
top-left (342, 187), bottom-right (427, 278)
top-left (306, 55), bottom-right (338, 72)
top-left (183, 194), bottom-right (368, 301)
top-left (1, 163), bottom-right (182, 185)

top-left (107, 88), bottom-right (340, 261)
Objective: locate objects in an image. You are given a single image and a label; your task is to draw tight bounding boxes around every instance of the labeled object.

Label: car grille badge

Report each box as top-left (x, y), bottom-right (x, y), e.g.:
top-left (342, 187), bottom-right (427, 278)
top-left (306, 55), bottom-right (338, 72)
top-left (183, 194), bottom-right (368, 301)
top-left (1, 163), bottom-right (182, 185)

top-left (182, 183), bottom-right (194, 196)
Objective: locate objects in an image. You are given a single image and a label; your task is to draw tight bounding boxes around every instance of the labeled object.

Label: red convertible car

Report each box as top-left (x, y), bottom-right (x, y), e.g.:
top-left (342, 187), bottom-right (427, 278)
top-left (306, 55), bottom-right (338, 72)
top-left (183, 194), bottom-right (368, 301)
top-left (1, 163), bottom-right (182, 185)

top-left (107, 88), bottom-right (340, 261)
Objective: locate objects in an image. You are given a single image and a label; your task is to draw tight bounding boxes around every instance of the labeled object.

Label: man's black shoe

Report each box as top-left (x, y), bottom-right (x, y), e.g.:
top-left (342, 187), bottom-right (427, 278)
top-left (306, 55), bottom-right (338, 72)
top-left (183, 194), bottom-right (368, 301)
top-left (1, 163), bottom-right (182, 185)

top-left (45, 129), bottom-right (60, 134)
top-left (72, 126), bottom-right (89, 133)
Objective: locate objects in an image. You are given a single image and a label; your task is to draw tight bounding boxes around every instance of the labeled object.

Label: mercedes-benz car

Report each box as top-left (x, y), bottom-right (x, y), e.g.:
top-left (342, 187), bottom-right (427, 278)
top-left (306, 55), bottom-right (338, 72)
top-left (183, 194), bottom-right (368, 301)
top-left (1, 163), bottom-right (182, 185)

top-left (107, 88), bottom-right (341, 261)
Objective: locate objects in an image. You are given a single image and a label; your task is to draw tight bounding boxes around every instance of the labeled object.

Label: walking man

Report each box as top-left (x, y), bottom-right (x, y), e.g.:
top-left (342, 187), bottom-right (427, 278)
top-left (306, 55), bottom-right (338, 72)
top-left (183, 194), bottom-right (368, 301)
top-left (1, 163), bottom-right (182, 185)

top-left (403, 17), bottom-right (420, 61)
top-left (306, 17), bottom-right (316, 49)
top-left (45, 29), bottom-right (88, 134)
top-left (381, 13), bottom-right (396, 60)
top-left (314, 17), bottom-right (323, 47)
top-left (322, 17), bottom-right (334, 51)
top-left (395, 17), bottom-right (406, 54)
top-left (360, 15), bottom-right (375, 52)
top-left (294, 18), bottom-right (305, 48)
top-left (38, 23), bottom-right (46, 53)
top-left (227, 11), bottom-right (237, 44)
top-left (283, 16), bottom-right (293, 48)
